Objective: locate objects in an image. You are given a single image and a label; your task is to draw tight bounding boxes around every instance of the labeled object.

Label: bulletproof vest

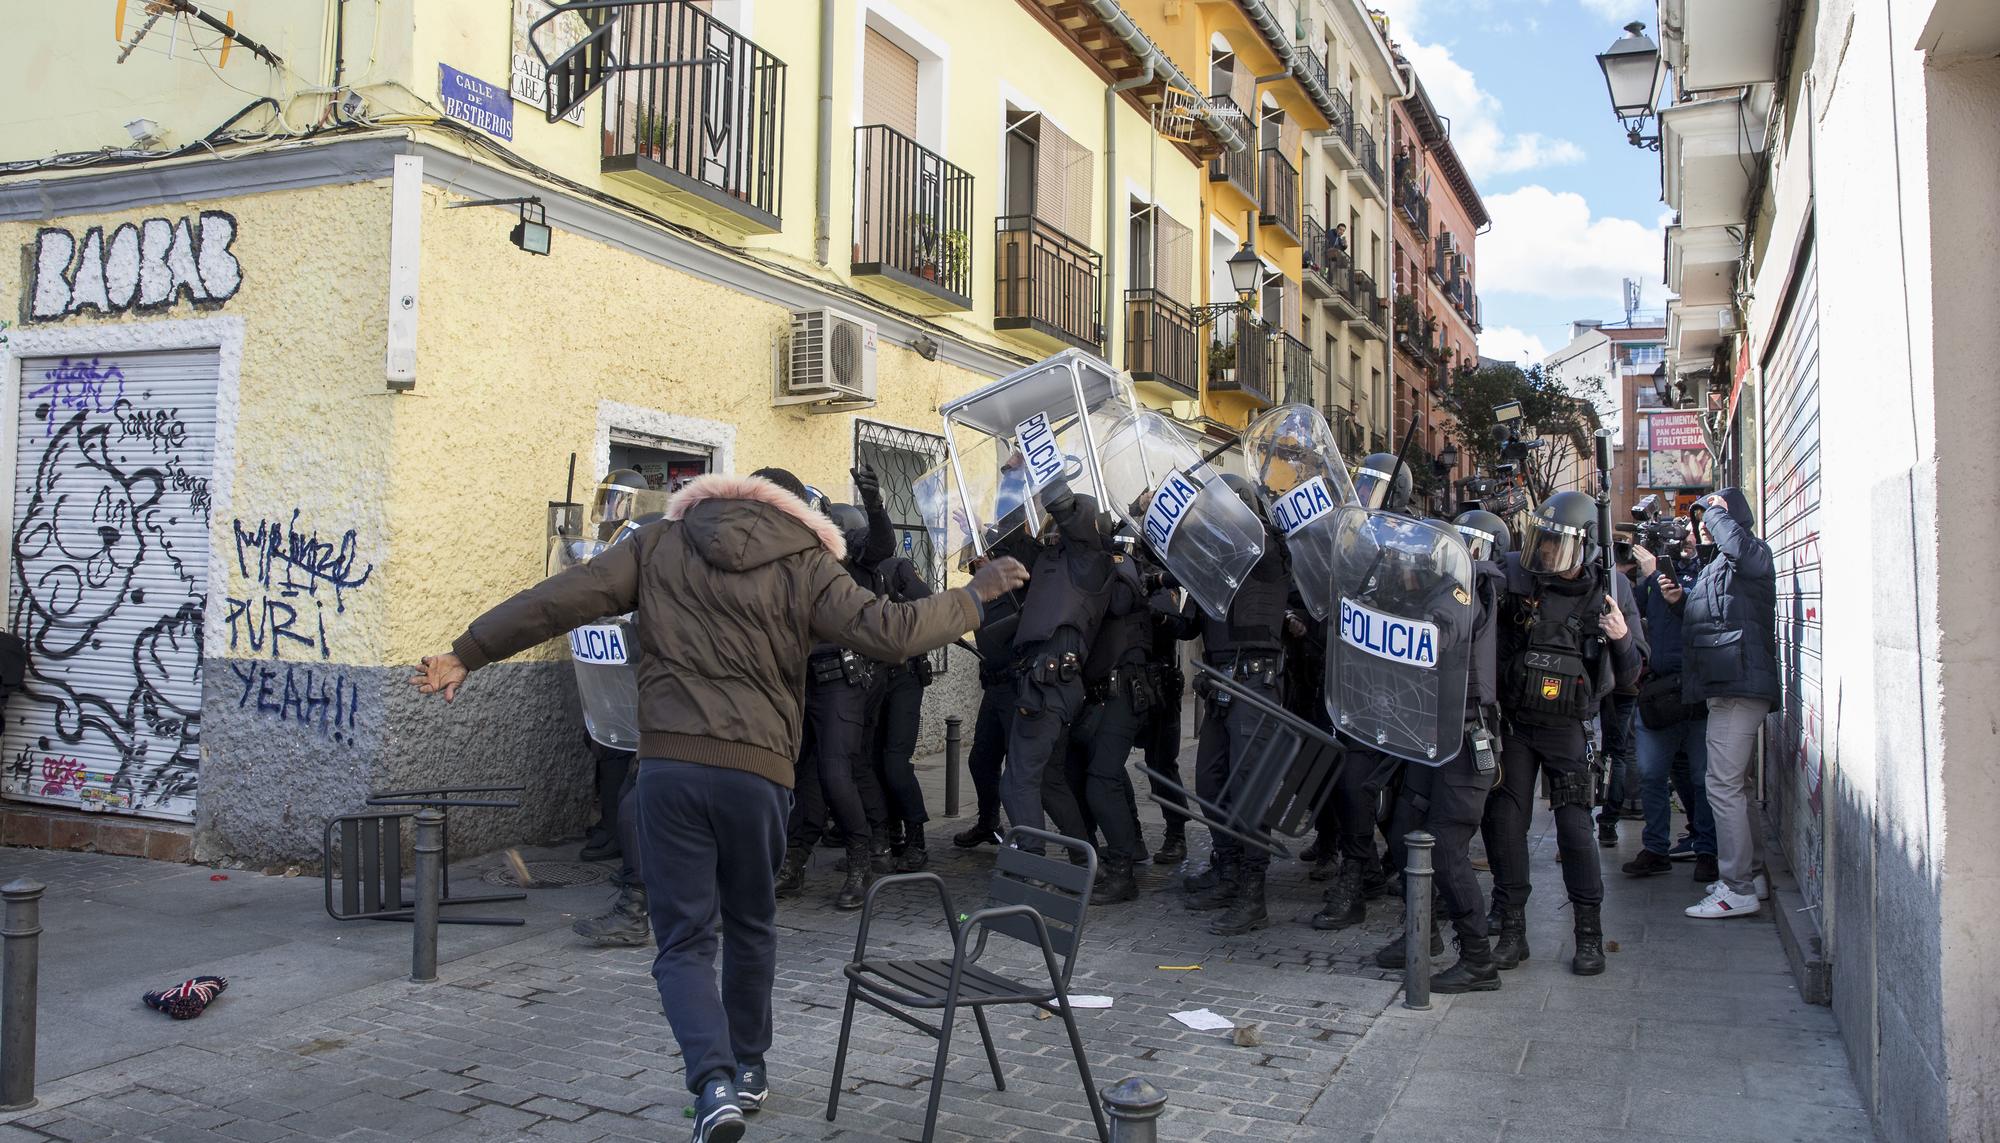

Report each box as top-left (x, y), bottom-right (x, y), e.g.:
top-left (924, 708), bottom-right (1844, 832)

top-left (1083, 557), bottom-right (1150, 681)
top-left (1014, 537), bottom-right (1115, 651)
top-left (1465, 562), bottom-right (1505, 712)
top-left (1201, 537), bottom-right (1288, 654)
top-left (1499, 561), bottom-right (1610, 726)
top-left (975, 589), bottom-right (1023, 662)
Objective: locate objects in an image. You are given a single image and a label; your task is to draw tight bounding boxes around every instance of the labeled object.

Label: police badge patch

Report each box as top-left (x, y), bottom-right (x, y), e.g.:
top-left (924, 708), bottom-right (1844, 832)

top-left (1540, 676), bottom-right (1563, 701)
top-left (1452, 586), bottom-right (1471, 606)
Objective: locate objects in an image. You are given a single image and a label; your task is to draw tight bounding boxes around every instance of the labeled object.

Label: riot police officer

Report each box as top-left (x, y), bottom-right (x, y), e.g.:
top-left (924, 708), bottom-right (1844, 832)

top-left (1140, 592), bottom-right (1192, 866)
top-left (1370, 509), bottom-right (1510, 991)
top-left (952, 527), bottom-right (1036, 849)
top-left (1161, 474), bottom-right (1289, 936)
top-left (863, 547), bottom-right (936, 871)
top-left (1061, 544), bottom-right (1159, 901)
top-left (1002, 484), bottom-right (1115, 851)
top-left (1485, 492), bottom-right (1646, 975)
top-left (1312, 451), bottom-right (1414, 932)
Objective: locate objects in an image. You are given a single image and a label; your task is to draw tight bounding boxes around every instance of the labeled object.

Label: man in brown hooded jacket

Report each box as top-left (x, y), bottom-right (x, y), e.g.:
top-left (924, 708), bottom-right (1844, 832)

top-left (411, 468), bottom-right (1026, 1142)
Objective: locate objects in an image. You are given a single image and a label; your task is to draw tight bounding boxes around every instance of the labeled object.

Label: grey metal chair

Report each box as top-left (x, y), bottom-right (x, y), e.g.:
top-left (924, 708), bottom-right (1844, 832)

top-left (826, 826), bottom-right (1109, 1143)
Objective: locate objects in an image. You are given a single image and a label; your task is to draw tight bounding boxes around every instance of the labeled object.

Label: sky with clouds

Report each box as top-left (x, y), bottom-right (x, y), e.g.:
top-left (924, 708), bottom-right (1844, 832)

top-left (1371, 0), bottom-right (1670, 365)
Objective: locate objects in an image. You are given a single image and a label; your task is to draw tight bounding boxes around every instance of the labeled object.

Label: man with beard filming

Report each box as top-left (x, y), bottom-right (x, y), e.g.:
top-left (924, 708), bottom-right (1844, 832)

top-left (409, 468), bottom-right (1027, 1143)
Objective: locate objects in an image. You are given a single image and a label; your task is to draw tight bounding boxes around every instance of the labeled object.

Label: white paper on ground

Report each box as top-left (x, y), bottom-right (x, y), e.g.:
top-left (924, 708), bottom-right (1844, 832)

top-left (1068, 995), bottom-right (1114, 1009)
top-left (1170, 1009), bottom-right (1236, 1031)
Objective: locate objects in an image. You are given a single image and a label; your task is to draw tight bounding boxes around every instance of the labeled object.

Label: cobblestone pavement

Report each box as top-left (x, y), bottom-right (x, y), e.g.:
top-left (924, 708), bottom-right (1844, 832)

top-left (0, 729), bottom-right (1877, 1142)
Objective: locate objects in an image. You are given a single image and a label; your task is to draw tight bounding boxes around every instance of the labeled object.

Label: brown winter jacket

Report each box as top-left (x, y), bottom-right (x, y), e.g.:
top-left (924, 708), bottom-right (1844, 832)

top-left (451, 473), bottom-right (981, 789)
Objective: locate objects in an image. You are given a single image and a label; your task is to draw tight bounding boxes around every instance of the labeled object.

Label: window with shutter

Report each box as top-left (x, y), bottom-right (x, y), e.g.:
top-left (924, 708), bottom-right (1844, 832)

top-left (1158, 210), bottom-right (1193, 305)
top-left (862, 28), bottom-right (919, 139)
top-left (1034, 116), bottom-right (1093, 243)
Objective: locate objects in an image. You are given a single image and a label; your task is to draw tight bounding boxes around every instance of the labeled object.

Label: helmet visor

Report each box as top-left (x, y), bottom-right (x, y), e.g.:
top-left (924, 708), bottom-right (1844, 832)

top-left (1353, 464), bottom-right (1401, 512)
top-left (1453, 524), bottom-right (1496, 563)
top-left (1519, 517), bottom-right (1588, 576)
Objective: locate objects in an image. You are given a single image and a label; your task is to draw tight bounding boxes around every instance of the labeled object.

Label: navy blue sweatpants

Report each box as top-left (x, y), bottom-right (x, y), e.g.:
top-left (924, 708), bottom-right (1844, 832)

top-left (634, 759), bottom-right (790, 1094)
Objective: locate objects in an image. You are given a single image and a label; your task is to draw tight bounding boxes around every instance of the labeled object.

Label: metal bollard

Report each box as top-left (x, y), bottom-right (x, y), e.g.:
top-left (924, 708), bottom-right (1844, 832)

top-left (1102, 1076), bottom-right (1166, 1143)
top-left (1, 880), bottom-right (45, 1111)
top-left (411, 809), bottom-right (444, 983)
top-left (1402, 831), bottom-right (1435, 1011)
top-left (943, 715), bottom-right (963, 818)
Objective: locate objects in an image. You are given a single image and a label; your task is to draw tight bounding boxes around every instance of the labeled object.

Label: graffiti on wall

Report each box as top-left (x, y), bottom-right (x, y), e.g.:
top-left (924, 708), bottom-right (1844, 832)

top-left (26, 212), bottom-right (242, 323)
top-left (227, 662), bottom-right (363, 743)
top-left (6, 352), bottom-right (214, 816)
top-left (225, 510), bottom-right (374, 660)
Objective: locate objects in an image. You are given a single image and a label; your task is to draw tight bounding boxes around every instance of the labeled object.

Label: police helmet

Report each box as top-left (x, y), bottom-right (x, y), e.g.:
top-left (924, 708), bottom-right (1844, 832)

top-left (1353, 452), bottom-right (1412, 513)
top-left (1452, 509), bottom-right (1511, 563)
top-left (592, 469), bottom-right (664, 539)
top-left (1218, 472), bottom-right (1270, 522)
top-left (1519, 491), bottom-right (1597, 577)
top-left (825, 502), bottom-right (867, 534)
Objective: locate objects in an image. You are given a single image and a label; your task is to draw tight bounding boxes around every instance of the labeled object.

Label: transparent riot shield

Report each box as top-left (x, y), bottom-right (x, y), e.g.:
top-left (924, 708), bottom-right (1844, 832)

top-left (1097, 411), bottom-right (1266, 620)
top-left (1243, 404), bottom-right (1358, 621)
top-left (1323, 508), bottom-right (1476, 765)
top-left (547, 537), bottom-right (641, 751)
top-left (937, 349), bottom-right (1137, 557)
top-left (1136, 663), bottom-right (1346, 859)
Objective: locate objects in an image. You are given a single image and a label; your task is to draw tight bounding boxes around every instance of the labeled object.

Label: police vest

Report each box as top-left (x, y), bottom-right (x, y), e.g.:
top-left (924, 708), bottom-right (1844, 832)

top-left (1014, 539), bottom-right (1115, 650)
top-left (1201, 536), bottom-right (1289, 654)
top-left (1083, 558), bottom-right (1151, 681)
top-left (1499, 562), bottom-right (1610, 726)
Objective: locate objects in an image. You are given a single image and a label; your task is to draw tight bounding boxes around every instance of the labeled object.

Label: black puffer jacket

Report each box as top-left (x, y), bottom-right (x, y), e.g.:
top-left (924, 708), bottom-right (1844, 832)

top-left (1679, 487), bottom-right (1780, 704)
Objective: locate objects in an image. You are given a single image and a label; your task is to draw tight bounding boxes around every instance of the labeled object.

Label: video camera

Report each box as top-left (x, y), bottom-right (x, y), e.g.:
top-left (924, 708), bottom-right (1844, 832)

top-left (1630, 493), bottom-right (1689, 556)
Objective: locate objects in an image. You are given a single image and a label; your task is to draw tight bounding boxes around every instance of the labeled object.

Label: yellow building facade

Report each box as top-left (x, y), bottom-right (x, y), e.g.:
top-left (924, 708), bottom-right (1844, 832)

top-left (0, 0), bottom-right (1265, 862)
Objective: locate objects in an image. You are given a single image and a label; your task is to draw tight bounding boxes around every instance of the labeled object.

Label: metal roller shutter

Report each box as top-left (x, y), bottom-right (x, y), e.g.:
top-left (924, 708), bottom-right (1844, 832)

top-left (862, 28), bottom-right (920, 139)
top-left (6, 348), bottom-right (218, 822)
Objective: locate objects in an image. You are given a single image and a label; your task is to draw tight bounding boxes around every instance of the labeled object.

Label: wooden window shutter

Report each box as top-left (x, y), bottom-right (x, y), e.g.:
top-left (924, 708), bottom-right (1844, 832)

top-left (1158, 210), bottom-right (1193, 306)
top-left (862, 28), bottom-right (920, 138)
top-left (1035, 117), bottom-right (1093, 242)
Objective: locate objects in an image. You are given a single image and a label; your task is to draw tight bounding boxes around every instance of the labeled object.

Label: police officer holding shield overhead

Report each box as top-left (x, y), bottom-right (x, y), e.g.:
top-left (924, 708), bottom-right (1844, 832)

top-left (1484, 491), bottom-right (1647, 976)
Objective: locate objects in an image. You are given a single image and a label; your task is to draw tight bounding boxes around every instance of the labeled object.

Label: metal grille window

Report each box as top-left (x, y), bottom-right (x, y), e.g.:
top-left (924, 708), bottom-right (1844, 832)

top-left (853, 420), bottom-right (951, 672)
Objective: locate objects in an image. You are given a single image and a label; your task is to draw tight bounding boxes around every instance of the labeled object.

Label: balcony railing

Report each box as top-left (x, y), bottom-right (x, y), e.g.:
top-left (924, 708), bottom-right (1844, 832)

top-left (1298, 46), bottom-right (1330, 102)
top-left (602, 0), bottom-right (786, 231)
top-left (1301, 214), bottom-right (1340, 288)
top-left (1355, 124), bottom-right (1383, 188)
top-left (1206, 307), bottom-right (1273, 404)
top-left (1124, 289), bottom-right (1200, 399)
top-left (1207, 96), bottom-right (1256, 200)
top-left (1346, 268), bottom-right (1387, 337)
top-left (1397, 179), bottom-right (1430, 235)
top-left (852, 124), bottom-right (974, 308)
top-left (994, 215), bottom-right (1102, 350)
top-left (1277, 333), bottom-right (1313, 405)
top-left (1327, 86), bottom-right (1353, 148)
top-left (1258, 148), bottom-right (1301, 244)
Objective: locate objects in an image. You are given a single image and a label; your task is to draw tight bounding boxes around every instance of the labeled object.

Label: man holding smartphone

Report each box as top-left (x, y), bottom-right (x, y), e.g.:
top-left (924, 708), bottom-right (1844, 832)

top-left (1622, 527), bottom-right (1720, 882)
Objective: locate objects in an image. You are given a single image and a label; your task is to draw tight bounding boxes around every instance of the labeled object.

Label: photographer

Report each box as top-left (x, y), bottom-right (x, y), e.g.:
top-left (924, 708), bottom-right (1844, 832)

top-left (1620, 529), bottom-right (1717, 882)
top-left (1596, 533), bottom-right (1644, 848)
top-left (1677, 489), bottom-right (1780, 919)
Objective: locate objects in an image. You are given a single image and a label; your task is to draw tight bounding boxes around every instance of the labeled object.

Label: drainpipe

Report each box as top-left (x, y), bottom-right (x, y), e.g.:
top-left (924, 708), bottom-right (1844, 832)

top-left (1105, 65), bottom-right (1159, 349)
top-left (1383, 58), bottom-right (1415, 451)
top-left (814, 0), bottom-right (835, 265)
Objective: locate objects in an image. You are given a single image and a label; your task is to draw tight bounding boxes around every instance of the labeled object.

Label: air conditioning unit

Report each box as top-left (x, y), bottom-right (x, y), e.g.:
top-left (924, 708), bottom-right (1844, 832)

top-left (775, 305), bottom-right (878, 411)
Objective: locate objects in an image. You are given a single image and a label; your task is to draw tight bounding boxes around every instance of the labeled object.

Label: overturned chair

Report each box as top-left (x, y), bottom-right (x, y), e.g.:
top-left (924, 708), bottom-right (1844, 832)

top-left (322, 785), bottom-right (528, 926)
top-left (826, 826), bottom-right (1109, 1143)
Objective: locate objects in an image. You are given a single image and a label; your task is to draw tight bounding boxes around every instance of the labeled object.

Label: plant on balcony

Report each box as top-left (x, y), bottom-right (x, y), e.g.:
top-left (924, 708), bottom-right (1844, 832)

top-left (1393, 292), bottom-right (1421, 336)
top-left (942, 229), bottom-right (970, 285)
top-left (1208, 337), bottom-right (1239, 381)
top-left (637, 111), bottom-right (679, 159)
top-left (908, 212), bottom-right (942, 280)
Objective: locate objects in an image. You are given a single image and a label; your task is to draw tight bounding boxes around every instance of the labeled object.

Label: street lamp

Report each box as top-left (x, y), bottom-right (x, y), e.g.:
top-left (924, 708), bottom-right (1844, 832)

top-left (1226, 239), bottom-right (1264, 297)
top-left (1596, 21), bottom-right (1663, 151)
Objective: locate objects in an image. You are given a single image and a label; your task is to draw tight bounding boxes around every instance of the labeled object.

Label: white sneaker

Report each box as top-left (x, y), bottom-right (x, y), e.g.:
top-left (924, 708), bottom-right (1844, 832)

top-left (1686, 887), bottom-right (1760, 918)
top-left (1705, 874), bottom-right (1770, 901)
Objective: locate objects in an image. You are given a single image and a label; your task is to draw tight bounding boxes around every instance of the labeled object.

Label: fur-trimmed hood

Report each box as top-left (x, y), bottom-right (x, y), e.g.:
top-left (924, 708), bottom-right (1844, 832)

top-left (664, 472), bottom-right (846, 571)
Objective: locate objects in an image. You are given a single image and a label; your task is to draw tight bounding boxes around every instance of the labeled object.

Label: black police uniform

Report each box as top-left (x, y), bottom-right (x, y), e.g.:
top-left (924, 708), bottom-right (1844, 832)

top-left (952, 532), bottom-right (1036, 848)
top-left (1483, 552), bottom-right (1645, 972)
top-left (864, 554), bottom-right (934, 862)
top-left (1001, 494), bottom-right (1114, 848)
top-left (1139, 603), bottom-right (1192, 855)
top-left (1061, 554), bottom-right (1155, 888)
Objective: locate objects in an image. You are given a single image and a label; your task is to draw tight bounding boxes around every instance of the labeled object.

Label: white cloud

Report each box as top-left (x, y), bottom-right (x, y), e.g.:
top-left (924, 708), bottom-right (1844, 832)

top-left (1579, 0), bottom-right (1639, 20)
top-left (1478, 326), bottom-right (1550, 364)
top-left (1396, 40), bottom-right (1584, 180)
top-left (1477, 185), bottom-right (1666, 302)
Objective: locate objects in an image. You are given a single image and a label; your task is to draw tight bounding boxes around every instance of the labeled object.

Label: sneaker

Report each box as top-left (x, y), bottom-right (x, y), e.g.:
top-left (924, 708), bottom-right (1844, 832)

top-left (1666, 834), bottom-right (1697, 862)
top-left (692, 1075), bottom-right (745, 1142)
top-left (735, 1062), bottom-right (768, 1115)
top-left (1706, 874), bottom-right (1770, 901)
top-left (1621, 850), bottom-right (1673, 877)
top-left (1685, 887), bottom-right (1760, 919)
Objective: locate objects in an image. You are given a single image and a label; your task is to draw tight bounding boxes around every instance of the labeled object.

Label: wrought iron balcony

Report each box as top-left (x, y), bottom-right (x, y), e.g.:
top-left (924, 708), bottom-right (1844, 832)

top-left (1356, 124), bottom-right (1383, 188)
top-left (1346, 269), bottom-right (1387, 340)
top-left (1322, 86), bottom-right (1355, 161)
top-left (1125, 289), bottom-right (1201, 400)
top-left (1277, 333), bottom-right (1313, 406)
top-left (994, 215), bottom-right (1103, 351)
top-left (600, 0), bottom-right (786, 231)
top-left (1206, 97), bottom-right (1256, 202)
top-left (1397, 179), bottom-right (1430, 235)
top-left (852, 125), bottom-right (974, 309)
top-left (1205, 307), bottom-right (1273, 405)
top-left (1259, 148), bottom-right (1301, 245)
top-left (1298, 46), bottom-right (1330, 102)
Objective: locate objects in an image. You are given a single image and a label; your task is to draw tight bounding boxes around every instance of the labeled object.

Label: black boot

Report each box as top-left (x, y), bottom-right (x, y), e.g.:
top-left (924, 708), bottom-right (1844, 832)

top-left (1491, 907), bottom-right (1530, 970)
top-left (1209, 866), bottom-right (1269, 935)
top-left (1596, 814), bottom-right (1618, 848)
top-left (952, 817), bottom-right (1002, 849)
top-left (1370, 922), bottom-right (1447, 969)
top-left (1360, 851), bottom-right (1391, 899)
top-left (1571, 903), bottom-right (1606, 976)
top-left (1183, 851), bottom-right (1224, 894)
top-left (834, 841), bottom-right (872, 911)
top-left (774, 847), bottom-right (809, 899)
top-left (571, 882), bottom-right (649, 947)
top-left (895, 826), bottom-right (929, 872)
top-left (1153, 822), bottom-right (1187, 867)
top-left (1099, 858), bottom-right (1140, 903)
top-left (1432, 934), bottom-right (1502, 994)
top-left (1311, 863), bottom-right (1368, 931)
top-left (869, 836), bottom-right (896, 876)
top-left (1185, 855), bottom-right (1239, 911)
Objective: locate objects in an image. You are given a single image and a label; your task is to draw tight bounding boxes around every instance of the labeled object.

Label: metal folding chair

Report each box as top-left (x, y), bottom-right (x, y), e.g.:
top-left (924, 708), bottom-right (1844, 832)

top-left (826, 826), bottom-right (1109, 1143)
top-left (322, 785), bottom-right (529, 926)
top-left (1139, 661), bottom-right (1348, 859)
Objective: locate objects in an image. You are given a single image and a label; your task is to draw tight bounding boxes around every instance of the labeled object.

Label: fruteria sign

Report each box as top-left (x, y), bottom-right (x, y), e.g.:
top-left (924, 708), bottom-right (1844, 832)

top-left (1648, 411), bottom-right (1708, 451)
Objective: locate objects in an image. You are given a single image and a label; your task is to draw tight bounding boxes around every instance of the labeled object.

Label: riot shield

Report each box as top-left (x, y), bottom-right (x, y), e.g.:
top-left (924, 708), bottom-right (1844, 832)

top-left (1097, 410), bottom-right (1265, 620)
top-left (937, 349), bottom-right (1137, 557)
top-left (547, 537), bottom-right (641, 751)
top-left (1243, 403), bottom-right (1358, 621)
top-left (1136, 663), bottom-right (1345, 859)
top-left (1323, 508), bottom-right (1475, 765)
